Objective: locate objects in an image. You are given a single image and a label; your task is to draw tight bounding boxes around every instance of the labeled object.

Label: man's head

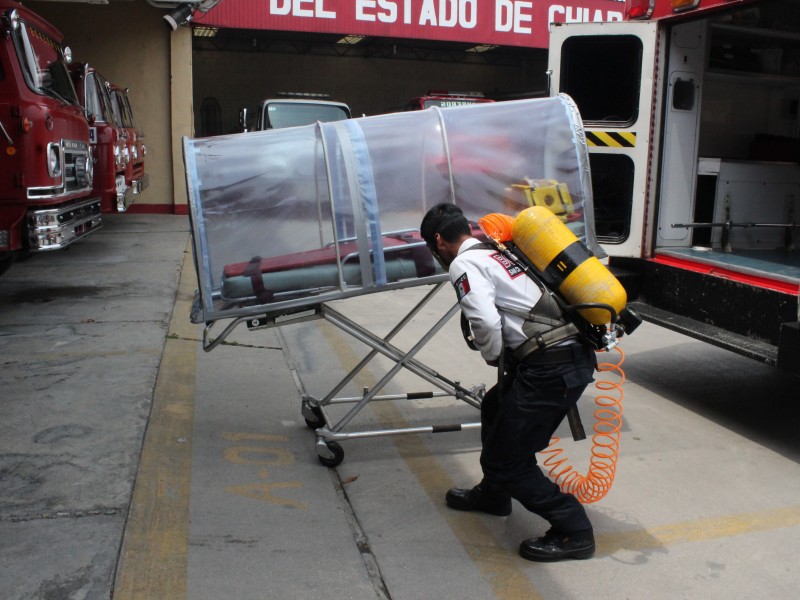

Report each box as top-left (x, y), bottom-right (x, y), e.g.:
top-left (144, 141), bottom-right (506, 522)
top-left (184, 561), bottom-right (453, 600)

top-left (420, 203), bottom-right (472, 269)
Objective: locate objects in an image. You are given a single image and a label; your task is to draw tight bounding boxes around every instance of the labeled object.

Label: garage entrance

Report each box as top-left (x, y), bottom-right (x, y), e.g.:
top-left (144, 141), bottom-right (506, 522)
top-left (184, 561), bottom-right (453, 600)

top-left (192, 28), bottom-right (547, 136)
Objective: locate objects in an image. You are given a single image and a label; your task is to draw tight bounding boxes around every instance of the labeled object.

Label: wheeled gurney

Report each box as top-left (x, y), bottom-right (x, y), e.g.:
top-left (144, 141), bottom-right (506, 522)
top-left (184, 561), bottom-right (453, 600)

top-left (183, 94), bottom-right (601, 466)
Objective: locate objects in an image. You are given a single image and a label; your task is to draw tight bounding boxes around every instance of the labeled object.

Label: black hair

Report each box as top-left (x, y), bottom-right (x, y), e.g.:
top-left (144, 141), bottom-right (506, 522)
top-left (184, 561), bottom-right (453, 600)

top-left (420, 203), bottom-right (471, 252)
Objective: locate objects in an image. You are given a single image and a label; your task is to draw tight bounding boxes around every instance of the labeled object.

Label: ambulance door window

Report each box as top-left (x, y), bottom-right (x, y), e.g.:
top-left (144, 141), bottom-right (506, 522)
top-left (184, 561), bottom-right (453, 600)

top-left (560, 35), bottom-right (643, 125)
top-left (590, 154), bottom-right (634, 242)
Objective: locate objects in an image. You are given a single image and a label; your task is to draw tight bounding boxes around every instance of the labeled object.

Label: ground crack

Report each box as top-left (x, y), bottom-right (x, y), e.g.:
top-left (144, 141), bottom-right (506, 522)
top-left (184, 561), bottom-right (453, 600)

top-left (330, 469), bottom-right (392, 600)
top-left (1, 507), bottom-right (123, 522)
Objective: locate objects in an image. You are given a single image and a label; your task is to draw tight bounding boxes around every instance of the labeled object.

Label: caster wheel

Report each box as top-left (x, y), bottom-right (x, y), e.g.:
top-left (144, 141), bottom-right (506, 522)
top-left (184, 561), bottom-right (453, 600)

top-left (318, 441), bottom-right (344, 467)
top-left (304, 405), bottom-right (324, 429)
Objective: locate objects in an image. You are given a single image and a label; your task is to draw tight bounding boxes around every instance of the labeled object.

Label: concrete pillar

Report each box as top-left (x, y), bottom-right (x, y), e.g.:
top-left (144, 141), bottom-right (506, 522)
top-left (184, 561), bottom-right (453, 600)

top-left (171, 27), bottom-right (194, 214)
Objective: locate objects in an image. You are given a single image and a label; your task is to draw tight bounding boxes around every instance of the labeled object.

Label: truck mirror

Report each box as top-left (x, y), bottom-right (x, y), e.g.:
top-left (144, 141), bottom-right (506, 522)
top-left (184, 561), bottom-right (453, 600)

top-left (239, 108), bottom-right (248, 133)
top-left (37, 70), bottom-right (53, 89)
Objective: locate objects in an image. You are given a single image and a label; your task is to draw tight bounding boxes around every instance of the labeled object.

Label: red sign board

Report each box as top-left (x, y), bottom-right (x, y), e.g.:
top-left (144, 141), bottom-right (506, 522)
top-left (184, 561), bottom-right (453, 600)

top-left (196, 0), bottom-right (625, 48)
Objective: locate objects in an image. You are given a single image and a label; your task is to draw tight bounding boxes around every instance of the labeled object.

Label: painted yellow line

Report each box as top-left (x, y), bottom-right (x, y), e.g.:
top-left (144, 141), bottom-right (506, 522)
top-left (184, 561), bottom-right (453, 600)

top-left (597, 504), bottom-right (800, 554)
top-left (113, 243), bottom-right (198, 600)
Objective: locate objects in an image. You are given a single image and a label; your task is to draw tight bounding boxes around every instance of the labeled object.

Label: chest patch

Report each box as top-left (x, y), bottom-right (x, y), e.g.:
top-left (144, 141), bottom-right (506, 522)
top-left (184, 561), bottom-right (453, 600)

top-left (454, 272), bottom-right (471, 301)
top-left (490, 252), bottom-right (525, 278)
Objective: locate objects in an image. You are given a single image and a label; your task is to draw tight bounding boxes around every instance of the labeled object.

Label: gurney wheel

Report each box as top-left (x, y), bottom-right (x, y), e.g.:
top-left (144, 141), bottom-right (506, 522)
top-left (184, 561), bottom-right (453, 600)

top-left (318, 441), bottom-right (344, 468)
top-left (304, 406), bottom-right (325, 430)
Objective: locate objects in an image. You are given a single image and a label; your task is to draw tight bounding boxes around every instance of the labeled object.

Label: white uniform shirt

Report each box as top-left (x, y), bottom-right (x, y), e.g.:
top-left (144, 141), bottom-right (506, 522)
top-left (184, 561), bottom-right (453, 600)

top-left (449, 237), bottom-right (543, 362)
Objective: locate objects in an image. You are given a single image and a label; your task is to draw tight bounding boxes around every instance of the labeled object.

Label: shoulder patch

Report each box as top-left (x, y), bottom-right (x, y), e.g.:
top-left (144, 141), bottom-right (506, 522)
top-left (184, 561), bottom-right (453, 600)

top-left (454, 272), bottom-right (471, 301)
top-left (490, 252), bottom-right (525, 278)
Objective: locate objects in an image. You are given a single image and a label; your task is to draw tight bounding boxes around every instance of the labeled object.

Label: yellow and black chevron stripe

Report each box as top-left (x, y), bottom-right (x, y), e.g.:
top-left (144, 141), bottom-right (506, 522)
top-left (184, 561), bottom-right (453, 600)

top-left (586, 131), bottom-right (636, 148)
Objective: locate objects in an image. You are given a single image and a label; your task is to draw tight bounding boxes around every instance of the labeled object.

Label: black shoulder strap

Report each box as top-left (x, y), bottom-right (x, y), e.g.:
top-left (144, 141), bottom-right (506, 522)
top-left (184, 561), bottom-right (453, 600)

top-left (462, 242), bottom-right (495, 252)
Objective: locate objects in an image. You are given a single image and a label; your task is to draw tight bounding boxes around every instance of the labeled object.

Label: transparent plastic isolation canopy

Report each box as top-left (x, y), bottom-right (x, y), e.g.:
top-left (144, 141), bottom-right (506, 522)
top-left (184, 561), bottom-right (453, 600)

top-left (183, 94), bottom-right (600, 324)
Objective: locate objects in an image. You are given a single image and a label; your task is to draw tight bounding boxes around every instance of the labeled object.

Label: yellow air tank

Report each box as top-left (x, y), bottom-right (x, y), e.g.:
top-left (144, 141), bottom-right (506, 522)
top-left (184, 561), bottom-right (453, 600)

top-left (512, 206), bottom-right (627, 325)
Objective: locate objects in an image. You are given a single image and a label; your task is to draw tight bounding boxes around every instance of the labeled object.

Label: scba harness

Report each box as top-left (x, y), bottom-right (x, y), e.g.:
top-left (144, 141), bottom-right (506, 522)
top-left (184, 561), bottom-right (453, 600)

top-left (458, 242), bottom-right (634, 358)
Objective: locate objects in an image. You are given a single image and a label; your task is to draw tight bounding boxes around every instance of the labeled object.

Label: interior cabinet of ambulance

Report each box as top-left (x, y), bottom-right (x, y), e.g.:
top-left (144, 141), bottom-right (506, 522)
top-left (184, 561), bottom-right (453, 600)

top-left (693, 8), bottom-right (800, 252)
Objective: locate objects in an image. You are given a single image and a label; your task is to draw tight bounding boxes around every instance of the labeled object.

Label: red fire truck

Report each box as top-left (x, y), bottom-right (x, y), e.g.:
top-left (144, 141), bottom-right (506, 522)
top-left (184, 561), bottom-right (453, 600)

top-left (108, 83), bottom-right (148, 200)
top-left (549, 0), bottom-right (800, 374)
top-left (70, 62), bottom-right (131, 213)
top-left (0, 0), bottom-right (101, 275)
top-left (404, 91), bottom-right (495, 111)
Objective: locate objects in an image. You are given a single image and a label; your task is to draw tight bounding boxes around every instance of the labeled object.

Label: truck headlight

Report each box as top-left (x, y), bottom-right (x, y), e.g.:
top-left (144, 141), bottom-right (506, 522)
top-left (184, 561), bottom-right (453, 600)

top-left (47, 143), bottom-right (61, 177)
top-left (84, 155), bottom-right (93, 186)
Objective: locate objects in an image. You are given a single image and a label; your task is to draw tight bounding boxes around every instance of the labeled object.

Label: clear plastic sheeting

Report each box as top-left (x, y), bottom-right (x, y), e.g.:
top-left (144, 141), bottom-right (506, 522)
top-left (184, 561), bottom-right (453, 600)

top-left (184, 94), bottom-right (599, 324)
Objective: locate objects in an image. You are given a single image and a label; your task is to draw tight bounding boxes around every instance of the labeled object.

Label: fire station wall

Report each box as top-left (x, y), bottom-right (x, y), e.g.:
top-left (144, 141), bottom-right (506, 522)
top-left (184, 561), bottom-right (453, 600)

top-left (28, 1), bottom-right (178, 213)
top-left (192, 48), bottom-right (545, 136)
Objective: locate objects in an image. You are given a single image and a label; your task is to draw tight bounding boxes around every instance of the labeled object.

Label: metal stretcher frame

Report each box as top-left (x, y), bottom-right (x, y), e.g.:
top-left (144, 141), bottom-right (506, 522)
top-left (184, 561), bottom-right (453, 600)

top-left (201, 281), bottom-right (484, 466)
top-left (184, 95), bottom-right (599, 465)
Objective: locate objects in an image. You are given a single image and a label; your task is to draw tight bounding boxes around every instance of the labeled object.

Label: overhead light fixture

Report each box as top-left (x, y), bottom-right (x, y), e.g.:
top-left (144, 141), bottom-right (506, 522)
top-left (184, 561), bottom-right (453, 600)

top-left (193, 26), bottom-right (219, 37)
top-left (337, 35), bottom-right (365, 45)
top-left (466, 44), bottom-right (498, 53)
top-left (164, 3), bottom-right (195, 30)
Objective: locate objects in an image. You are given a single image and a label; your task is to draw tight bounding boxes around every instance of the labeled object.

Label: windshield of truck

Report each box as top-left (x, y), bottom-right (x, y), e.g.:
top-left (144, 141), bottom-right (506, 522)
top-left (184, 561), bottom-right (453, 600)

top-left (264, 102), bottom-right (350, 129)
top-left (85, 72), bottom-right (114, 124)
top-left (109, 88), bottom-right (133, 128)
top-left (12, 20), bottom-right (79, 105)
top-left (120, 91), bottom-right (142, 132)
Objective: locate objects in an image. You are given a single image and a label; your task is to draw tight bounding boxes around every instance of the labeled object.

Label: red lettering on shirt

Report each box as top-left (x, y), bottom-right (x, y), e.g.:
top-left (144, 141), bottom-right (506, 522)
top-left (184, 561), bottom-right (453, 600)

top-left (490, 252), bottom-right (525, 279)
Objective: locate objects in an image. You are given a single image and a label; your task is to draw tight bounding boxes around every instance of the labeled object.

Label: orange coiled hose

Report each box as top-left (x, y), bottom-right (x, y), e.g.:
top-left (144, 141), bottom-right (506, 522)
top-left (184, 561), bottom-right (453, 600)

top-left (539, 346), bottom-right (625, 504)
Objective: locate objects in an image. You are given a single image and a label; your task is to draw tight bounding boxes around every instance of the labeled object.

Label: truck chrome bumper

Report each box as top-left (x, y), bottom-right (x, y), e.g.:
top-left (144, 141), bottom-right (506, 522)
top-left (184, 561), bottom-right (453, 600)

top-left (132, 173), bottom-right (150, 195)
top-left (27, 197), bottom-right (103, 251)
top-left (117, 184), bottom-right (134, 212)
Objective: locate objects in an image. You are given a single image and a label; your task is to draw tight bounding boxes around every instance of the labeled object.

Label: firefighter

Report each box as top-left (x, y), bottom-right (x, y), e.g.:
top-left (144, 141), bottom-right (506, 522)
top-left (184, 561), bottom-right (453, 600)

top-left (420, 202), bottom-right (597, 562)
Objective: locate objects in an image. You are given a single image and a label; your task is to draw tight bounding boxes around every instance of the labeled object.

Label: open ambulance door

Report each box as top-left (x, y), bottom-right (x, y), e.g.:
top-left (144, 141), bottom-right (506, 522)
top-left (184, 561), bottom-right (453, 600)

top-left (548, 21), bottom-right (662, 260)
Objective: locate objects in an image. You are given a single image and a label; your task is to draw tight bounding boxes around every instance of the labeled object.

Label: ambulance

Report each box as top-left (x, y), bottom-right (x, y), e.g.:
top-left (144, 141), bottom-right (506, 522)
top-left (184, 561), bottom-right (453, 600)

top-left (548, 0), bottom-right (800, 374)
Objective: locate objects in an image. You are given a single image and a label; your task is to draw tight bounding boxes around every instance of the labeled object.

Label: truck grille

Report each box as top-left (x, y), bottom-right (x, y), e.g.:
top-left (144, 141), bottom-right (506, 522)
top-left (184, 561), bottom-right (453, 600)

top-left (28, 139), bottom-right (92, 199)
top-left (63, 140), bottom-right (91, 193)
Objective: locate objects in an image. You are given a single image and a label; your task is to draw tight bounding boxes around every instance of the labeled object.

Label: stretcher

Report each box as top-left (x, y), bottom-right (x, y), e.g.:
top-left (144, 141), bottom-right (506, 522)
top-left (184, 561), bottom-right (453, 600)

top-left (183, 94), bottom-right (601, 466)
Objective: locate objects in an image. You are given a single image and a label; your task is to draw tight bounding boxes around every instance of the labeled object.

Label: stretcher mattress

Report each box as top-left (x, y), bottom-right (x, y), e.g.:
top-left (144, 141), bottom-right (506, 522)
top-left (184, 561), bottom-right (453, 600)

top-left (221, 231), bottom-right (438, 302)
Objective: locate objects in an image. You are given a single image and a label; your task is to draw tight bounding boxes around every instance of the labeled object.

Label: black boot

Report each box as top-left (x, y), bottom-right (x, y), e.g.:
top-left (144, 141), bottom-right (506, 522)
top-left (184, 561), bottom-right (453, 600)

top-left (519, 528), bottom-right (595, 562)
top-left (445, 483), bottom-right (512, 516)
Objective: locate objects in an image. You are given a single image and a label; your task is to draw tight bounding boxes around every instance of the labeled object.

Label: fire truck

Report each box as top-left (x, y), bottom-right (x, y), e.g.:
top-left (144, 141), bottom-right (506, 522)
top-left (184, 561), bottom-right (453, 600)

top-left (108, 83), bottom-right (148, 200)
top-left (0, 0), bottom-right (101, 275)
top-left (69, 63), bottom-right (131, 213)
top-left (403, 91), bottom-right (495, 111)
top-left (548, 0), bottom-right (800, 375)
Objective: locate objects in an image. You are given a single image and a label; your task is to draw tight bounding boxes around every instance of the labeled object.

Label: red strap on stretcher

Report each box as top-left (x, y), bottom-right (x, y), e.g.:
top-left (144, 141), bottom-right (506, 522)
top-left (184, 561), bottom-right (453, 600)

top-left (244, 256), bottom-right (274, 304)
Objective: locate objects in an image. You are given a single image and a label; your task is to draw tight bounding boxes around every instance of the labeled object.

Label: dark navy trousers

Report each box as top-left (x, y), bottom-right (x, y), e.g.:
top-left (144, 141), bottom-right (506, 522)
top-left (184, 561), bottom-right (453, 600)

top-left (479, 344), bottom-right (597, 533)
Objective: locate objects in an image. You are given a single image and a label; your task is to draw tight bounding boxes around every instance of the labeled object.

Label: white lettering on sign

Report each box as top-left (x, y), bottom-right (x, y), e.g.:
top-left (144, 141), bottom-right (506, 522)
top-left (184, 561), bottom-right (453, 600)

top-left (267, 0), bottom-right (624, 38)
top-left (495, 0), bottom-right (533, 34)
top-left (356, 0), bottom-right (398, 22)
top-left (416, 0), bottom-right (477, 28)
top-left (269, 0), bottom-right (335, 18)
top-left (548, 4), bottom-right (624, 23)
